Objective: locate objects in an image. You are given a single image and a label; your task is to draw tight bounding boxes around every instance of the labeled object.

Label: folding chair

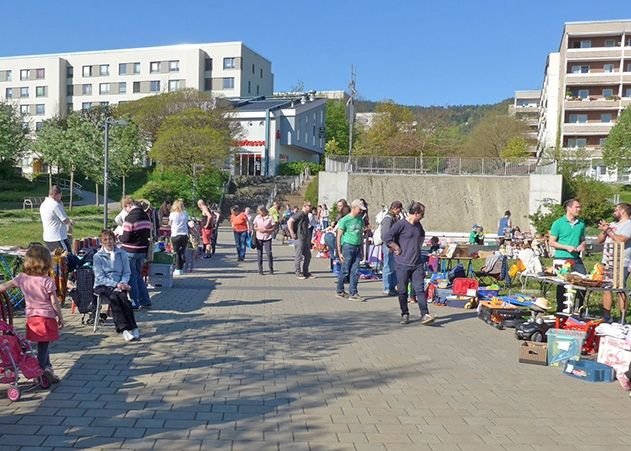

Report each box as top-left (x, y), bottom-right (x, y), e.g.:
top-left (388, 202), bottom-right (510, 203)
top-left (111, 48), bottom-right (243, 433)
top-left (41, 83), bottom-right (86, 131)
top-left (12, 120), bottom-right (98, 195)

top-left (475, 255), bottom-right (509, 287)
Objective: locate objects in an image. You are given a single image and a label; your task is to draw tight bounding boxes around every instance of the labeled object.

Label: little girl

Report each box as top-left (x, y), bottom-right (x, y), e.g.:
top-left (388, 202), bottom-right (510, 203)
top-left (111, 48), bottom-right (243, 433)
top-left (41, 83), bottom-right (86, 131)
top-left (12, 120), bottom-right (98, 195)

top-left (0, 245), bottom-right (64, 383)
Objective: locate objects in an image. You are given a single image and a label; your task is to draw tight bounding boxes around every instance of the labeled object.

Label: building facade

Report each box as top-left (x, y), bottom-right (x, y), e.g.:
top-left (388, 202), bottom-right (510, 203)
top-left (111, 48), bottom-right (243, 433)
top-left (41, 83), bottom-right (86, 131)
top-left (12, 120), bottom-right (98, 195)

top-left (231, 95), bottom-right (326, 176)
top-left (537, 20), bottom-right (631, 174)
top-left (508, 89), bottom-right (541, 155)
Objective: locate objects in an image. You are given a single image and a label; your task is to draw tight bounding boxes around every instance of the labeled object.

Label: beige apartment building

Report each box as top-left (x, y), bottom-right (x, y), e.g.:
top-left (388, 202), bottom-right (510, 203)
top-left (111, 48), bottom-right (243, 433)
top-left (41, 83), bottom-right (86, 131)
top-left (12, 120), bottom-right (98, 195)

top-left (537, 19), bottom-right (631, 178)
top-left (508, 89), bottom-right (540, 155)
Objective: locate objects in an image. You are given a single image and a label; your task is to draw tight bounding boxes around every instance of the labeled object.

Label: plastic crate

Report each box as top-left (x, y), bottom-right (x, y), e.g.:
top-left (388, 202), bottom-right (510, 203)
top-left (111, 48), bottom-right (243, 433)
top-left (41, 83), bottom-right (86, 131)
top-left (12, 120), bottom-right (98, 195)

top-left (152, 252), bottom-right (175, 265)
top-left (563, 359), bottom-right (615, 382)
top-left (149, 273), bottom-right (173, 289)
top-left (149, 263), bottom-right (174, 277)
top-left (546, 329), bottom-right (586, 367)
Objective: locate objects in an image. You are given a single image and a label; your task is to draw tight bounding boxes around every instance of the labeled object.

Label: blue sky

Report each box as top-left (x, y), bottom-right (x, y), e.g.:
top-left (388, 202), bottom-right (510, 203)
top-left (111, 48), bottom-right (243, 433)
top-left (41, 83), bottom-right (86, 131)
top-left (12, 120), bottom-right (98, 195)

top-left (2, 0), bottom-right (630, 106)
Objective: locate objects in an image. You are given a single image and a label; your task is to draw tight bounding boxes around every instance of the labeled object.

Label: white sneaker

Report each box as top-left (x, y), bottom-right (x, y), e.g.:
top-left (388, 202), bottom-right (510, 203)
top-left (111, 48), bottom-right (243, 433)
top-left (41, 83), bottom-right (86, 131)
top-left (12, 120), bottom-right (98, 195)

top-left (122, 330), bottom-right (134, 342)
top-left (174, 269), bottom-right (183, 276)
top-left (131, 328), bottom-right (140, 340)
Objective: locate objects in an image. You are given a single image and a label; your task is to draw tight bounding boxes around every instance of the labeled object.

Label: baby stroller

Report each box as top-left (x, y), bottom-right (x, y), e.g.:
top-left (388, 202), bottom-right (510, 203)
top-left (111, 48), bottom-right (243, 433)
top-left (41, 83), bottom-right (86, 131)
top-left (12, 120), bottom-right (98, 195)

top-left (0, 319), bottom-right (50, 401)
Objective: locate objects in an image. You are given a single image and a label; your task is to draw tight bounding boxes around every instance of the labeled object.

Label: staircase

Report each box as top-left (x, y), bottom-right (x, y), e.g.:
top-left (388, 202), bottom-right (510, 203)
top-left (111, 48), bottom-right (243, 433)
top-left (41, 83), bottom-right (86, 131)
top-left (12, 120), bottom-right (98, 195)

top-left (220, 175), bottom-right (309, 218)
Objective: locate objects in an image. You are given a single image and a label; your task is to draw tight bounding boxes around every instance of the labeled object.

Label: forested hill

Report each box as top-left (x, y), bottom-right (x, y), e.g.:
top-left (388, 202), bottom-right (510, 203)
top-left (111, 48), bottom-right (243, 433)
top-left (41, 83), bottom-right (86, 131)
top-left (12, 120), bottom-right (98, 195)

top-left (356, 98), bottom-right (512, 131)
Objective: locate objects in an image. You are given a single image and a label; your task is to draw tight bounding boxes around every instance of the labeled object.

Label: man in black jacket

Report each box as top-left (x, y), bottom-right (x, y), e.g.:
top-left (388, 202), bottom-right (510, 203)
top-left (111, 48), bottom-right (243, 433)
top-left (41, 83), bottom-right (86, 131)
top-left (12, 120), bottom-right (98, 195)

top-left (119, 199), bottom-right (153, 309)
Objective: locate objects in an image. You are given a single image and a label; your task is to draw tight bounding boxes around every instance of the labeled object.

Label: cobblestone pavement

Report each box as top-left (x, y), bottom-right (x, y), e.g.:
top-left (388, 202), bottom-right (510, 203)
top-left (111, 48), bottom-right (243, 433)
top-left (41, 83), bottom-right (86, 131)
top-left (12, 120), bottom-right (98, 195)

top-left (1, 236), bottom-right (631, 451)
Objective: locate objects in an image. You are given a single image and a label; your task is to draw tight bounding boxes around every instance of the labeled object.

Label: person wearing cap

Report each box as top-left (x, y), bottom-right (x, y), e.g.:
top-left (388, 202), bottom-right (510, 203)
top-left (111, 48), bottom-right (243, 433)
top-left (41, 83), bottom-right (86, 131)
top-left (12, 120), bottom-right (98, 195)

top-left (380, 201), bottom-right (403, 296)
top-left (468, 224), bottom-right (484, 245)
top-left (287, 201), bottom-right (314, 279)
top-left (335, 199), bottom-right (367, 301)
top-left (383, 201), bottom-right (434, 325)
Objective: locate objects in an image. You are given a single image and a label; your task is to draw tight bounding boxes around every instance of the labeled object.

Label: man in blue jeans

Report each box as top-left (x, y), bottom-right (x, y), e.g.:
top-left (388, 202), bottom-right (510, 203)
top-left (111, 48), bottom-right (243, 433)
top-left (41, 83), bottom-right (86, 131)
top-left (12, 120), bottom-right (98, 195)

top-left (336, 199), bottom-right (367, 301)
top-left (119, 199), bottom-right (152, 309)
top-left (384, 201), bottom-right (434, 325)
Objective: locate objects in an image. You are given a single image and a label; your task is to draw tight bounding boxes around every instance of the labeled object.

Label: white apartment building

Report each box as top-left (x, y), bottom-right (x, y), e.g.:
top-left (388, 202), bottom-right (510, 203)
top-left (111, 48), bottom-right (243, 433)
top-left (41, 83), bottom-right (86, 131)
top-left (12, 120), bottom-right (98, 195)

top-left (537, 19), bottom-right (631, 178)
top-left (508, 89), bottom-right (540, 155)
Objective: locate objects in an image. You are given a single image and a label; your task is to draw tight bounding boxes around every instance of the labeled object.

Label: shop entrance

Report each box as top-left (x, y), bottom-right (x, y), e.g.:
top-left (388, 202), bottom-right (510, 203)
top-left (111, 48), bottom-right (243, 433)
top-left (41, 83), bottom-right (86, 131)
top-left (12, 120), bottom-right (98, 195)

top-left (234, 153), bottom-right (262, 176)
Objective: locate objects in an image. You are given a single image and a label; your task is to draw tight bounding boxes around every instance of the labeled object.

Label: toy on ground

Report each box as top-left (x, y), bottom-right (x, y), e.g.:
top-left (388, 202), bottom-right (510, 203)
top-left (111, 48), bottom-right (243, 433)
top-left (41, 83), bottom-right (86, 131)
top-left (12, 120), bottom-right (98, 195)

top-left (555, 313), bottom-right (603, 354)
top-left (515, 297), bottom-right (555, 342)
top-left (478, 300), bottom-right (530, 330)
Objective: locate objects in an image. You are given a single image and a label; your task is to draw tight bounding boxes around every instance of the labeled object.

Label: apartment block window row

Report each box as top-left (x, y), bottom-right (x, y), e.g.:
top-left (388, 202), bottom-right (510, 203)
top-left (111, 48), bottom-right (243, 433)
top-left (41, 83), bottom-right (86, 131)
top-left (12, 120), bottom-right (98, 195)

top-left (19, 68), bottom-right (45, 80)
top-left (82, 64), bottom-right (110, 77)
top-left (223, 57), bottom-right (236, 69)
top-left (119, 62), bottom-right (141, 75)
top-left (0, 70), bottom-right (11, 82)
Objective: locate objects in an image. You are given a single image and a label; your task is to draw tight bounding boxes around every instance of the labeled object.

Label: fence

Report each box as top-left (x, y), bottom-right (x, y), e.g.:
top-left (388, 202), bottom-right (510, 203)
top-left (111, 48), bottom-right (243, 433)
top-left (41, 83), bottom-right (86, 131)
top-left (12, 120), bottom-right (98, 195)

top-left (325, 156), bottom-right (557, 176)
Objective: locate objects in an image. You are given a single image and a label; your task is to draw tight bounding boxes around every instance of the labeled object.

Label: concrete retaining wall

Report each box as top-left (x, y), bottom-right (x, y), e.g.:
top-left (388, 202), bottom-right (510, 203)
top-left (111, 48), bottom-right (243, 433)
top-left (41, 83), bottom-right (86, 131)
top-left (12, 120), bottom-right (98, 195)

top-left (318, 172), bottom-right (562, 233)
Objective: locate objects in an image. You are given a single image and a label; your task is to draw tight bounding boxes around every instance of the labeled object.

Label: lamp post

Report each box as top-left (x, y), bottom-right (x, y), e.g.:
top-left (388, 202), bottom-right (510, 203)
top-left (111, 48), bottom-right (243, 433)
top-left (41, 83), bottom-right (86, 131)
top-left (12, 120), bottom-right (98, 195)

top-left (103, 117), bottom-right (128, 229)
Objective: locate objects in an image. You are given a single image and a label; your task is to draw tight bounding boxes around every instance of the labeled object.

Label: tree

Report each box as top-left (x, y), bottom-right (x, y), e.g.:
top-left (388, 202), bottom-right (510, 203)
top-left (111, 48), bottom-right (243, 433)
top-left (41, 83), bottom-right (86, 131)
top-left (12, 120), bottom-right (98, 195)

top-left (500, 136), bottom-right (530, 161)
top-left (109, 118), bottom-right (145, 198)
top-left (325, 100), bottom-right (349, 155)
top-left (150, 108), bottom-right (238, 200)
top-left (462, 114), bottom-right (528, 158)
top-left (0, 101), bottom-right (29, 164)
top-left (603, 106), bottom-right (631, 169)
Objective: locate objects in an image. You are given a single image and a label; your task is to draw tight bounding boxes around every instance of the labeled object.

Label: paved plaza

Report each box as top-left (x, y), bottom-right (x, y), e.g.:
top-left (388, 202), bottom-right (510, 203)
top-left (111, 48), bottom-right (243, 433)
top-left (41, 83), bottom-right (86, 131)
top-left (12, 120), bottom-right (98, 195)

top-left (1, 235), bottom-right (631, 451)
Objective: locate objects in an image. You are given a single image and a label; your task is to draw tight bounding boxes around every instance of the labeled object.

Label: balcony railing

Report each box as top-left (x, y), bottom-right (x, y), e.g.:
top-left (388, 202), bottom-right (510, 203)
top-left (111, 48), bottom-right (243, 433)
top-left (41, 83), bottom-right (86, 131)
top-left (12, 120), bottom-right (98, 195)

top-left (325, 156), bottom-right (556, 176)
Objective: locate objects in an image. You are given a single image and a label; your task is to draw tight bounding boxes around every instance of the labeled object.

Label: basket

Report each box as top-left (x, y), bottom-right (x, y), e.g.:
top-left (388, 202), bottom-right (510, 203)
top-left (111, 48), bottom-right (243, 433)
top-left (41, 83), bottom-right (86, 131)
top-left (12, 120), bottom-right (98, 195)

top-left (563, 359), bottom-right (615, 382)
top-left (565, 275), bottom-right (602, 288)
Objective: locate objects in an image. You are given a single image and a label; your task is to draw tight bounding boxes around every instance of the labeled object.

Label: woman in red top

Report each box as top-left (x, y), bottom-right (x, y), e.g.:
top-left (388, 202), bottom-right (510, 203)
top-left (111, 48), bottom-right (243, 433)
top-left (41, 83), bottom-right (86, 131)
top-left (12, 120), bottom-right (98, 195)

top-left (230, 205), bottom-right (249, 261)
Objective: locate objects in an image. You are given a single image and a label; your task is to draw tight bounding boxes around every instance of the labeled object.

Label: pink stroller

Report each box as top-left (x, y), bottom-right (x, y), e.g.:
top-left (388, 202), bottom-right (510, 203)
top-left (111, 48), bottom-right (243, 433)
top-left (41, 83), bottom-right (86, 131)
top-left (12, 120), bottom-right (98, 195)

top-left (0, 319), bottom-right (50, 401)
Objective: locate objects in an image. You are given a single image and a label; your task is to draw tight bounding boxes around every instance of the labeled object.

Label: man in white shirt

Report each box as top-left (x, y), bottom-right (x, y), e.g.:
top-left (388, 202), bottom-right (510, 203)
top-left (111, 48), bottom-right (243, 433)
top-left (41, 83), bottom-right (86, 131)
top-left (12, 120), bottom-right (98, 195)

top-left (40, 185), bottom-right (74, 252)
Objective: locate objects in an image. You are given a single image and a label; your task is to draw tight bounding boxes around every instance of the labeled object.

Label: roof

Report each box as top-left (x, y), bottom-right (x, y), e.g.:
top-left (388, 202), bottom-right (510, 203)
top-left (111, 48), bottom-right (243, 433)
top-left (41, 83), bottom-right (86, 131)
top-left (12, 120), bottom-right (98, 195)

top-left (232, 97), bottom-right (326, 113)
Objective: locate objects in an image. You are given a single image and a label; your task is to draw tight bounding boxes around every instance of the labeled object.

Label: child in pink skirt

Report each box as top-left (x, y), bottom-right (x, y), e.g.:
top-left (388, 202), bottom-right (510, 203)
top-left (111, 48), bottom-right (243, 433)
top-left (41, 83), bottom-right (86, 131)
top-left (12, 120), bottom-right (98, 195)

top-left (0, 245), bottom-right (64, 383)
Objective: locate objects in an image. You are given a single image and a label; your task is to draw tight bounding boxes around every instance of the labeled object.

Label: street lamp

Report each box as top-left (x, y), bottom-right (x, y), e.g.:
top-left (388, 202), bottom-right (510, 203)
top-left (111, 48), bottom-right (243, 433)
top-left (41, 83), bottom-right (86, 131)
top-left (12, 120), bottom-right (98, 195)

top-left (103, 117), bottom-right (128, 229)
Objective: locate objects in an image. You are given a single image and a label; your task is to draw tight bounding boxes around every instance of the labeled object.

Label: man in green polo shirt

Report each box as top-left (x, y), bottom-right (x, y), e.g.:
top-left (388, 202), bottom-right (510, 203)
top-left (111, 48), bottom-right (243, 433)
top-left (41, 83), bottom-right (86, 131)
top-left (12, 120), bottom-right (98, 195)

top-left (549, 198), bottom-right (586, 312)
top-left (336, 199), bottom-right (366, 301)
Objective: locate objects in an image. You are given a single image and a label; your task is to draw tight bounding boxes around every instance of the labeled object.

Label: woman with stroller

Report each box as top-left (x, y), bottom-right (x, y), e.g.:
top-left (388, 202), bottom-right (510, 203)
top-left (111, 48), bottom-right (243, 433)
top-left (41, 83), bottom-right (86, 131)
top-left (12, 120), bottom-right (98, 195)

top-left (93, 229), bottom-right (140, 342)
top-left (253, 205), bottom-right (275, 275)
top-left (0, 245), bottom-right (64, 383)
top-left (169, 199), bottom-right (189, 275)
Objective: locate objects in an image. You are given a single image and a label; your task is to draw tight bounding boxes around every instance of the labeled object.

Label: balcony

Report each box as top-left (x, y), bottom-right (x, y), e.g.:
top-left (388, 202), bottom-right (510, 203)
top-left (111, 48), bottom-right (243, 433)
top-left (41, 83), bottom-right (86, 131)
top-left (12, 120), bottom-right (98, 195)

top-left (561, 147), bottom-right (603, 158)
top-left (562, 123), bottom-right (614, 134)
top-left (564, 98), bottom-right (620, 110)
top-left (565, 73), bottom-right (621, 84)
top-left (566, 48), bottom-right (623, 59)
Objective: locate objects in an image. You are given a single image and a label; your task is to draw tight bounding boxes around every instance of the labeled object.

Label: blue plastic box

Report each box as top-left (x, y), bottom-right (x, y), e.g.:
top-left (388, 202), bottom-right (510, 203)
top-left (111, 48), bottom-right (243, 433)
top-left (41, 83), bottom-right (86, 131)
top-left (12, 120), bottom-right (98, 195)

top-left (563, 359), bottom-right (615, 382)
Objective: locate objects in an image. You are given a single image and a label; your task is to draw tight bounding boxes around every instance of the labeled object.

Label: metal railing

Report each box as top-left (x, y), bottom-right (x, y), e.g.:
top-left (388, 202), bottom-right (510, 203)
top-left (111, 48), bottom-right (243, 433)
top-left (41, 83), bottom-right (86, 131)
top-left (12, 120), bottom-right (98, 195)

top-left (325, 156), bottom-right (557, 176)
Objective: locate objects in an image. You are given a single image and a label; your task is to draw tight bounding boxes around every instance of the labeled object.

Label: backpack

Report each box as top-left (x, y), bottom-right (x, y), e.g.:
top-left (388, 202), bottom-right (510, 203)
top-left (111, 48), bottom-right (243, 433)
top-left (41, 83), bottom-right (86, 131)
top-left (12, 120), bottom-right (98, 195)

top-left (448, 263), bottom-right (466, 283)
top-left (69, 268), bottom-right (96, 315)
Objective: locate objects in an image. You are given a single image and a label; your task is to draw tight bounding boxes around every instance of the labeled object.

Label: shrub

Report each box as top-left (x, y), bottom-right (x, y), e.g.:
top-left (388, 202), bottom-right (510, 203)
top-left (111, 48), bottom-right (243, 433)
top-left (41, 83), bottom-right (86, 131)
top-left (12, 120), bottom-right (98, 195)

top-left (529, 204), bottom-right (564, 235)
top-left (304, 175), bottom-right (319, 207)
top-left (279, 161), bottom-right (323, 176)
top-left (133, 168), bottom-right (226, 207)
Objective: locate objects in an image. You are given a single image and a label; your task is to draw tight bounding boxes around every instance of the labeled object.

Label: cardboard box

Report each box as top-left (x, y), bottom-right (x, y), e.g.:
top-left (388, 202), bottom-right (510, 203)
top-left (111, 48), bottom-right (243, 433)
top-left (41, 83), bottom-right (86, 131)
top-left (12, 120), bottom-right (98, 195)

top-left (519, 341), bottom-right (548, 366)
top-left (597, 336), bottom-right (631, 373)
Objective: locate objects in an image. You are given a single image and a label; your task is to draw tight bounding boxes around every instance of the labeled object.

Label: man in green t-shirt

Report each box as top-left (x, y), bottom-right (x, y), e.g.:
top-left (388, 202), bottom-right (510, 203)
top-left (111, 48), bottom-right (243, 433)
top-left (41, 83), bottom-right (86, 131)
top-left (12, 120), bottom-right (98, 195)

top-left (549, 198), bottom-right (586, 312)
top-left (336, 199), bottom-right (366, 301)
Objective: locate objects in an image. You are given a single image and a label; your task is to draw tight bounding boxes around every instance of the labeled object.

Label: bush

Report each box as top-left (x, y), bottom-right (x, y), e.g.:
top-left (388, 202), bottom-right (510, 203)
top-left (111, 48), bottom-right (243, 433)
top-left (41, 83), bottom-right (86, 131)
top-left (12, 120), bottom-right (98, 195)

top-left (529, 204), bottom-right (564, 235)
top-left (279, 161), bottom-right (323, 176)
top-left (133, 168), bottom-right (227, 208)
top-left (304, 175), bottom-right (319, 207)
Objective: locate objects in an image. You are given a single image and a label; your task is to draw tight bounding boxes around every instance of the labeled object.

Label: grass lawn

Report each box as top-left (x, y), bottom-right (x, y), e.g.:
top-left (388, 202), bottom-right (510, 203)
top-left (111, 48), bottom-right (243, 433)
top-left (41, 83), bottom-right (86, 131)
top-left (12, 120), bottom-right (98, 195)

top-left (0, 207), bottom-right (104, 247)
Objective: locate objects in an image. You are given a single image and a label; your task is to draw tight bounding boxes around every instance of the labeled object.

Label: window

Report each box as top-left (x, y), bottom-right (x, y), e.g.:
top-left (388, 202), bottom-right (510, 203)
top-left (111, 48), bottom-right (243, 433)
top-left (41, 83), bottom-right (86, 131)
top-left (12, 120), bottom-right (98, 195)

top-left (82, 102), bottom-right (92, 110)
top-left (600, 138), bottom-right (607, 146)
top-left (578, 89), bottom-right (589, 98)
top-left (4, 70), bottom-right (11, 81)
top-left (20, 87), bottom-right (29, 98)
top-left (168, 60), bottom-right (179, 72)
top-left (149, 81), bottom-right (160, 92)
top-left (602, 88), bottom-right (614, 97)
top-left (5, 88), bottom-right (12, 98)
top-left (20, 105), bottom-right (29, 114)
top-left (133, 63), bottom-right (140, 74)
top-left (260, 68), bottom-right (263, 78)
top-left (82, 65), bottom-right (91, 77)
top-left (35, 104), bottom-right (45, 115)
top-left (20, 69), bottom-right (30, 80)
top-left (119, 63), bottom-right (127, 75)
top-left (99, 65), bottom-right (109, 76)
top-left (257, 85), bottom-right (260, 95)
top-left (66, 66), bottom-right (73, 78)
top-left (133, 82), bottom-right (140, 93)
top-left (35, 68), bottom-right (45, 79)
top-left (36, 86), bottom-right (46, 97)
top-left (223, 77), bottom-right (234, 89)
top-left (67, 102), bottom-right (73, 112)
top-left (67, 85), bottom-right (73, 96)
top-left (168, 80), bottom-right (180, 92)
top-left (82, 84), bottom-right (92, 95)
top-left (204, 58), bottom-right (212, 71)
top-left (119, 82), bottom-right (126, 94)
top-left (100, 101), bottom-right (109, 107)
top-left (252, 64), bottom-right (255, 74)
top-left (150, 61), bottom-right (160, 73)
top-left (626, 88), bottom-right (631, 98)
top-left (626, 63), bottom-right (631, 72)
top-left (604, 39), bottom-right (616, 47)
top-left (571, 65), bottom-right (589, 74)
top-left (601, 113), bottom-right (612, 123)
top-left (99, 83), bottom-right (110, 94)
top-left (568, 138), bottom-right (587, 148)
top-left (604, 63), bottom-right (615, 73)
top-left (580, 40), bottom-right (591, 48)
top-left (248, 80), bottom-right (251, 94)
top-left (223, 57), bottom-right (236, 69)
top-left (204, 78), bottom-right (212, 91)
top-left (35, 121), bottom-right (43, 131)
top-left (568, 114), bottom-right (587, 123)
top-left (628, 38), bottom-right (631, 46)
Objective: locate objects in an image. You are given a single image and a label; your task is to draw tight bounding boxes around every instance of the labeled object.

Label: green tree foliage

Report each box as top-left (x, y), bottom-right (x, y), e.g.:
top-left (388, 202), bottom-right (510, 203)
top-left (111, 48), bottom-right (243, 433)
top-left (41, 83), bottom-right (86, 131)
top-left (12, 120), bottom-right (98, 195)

top-left (500, 136), bottom-right (530, 161)
top-left (278, 161), bottom-right (322, 176)
top-left (529, 204), bottom-right (565, 235)
top-left (151, 108), bottom-right (235, 177)
top-left (603, 106), bottom-right (631, 169)
top-left (325, 100), bottom-right (349, 155)
top-left (462, 114), bottom-right (528, 158)
top-left (108, 118), bottom-right (145, 197)
top-left (303, 175), bottom-right (319, 207)
top-left (0, 101), bottom-right (29, 164)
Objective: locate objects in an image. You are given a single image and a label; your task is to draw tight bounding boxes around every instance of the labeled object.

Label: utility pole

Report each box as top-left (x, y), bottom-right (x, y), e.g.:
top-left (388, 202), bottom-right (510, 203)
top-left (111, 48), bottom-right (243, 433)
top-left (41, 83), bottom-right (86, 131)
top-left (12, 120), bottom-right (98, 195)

top-left (347, 66), bottom-right (357, 171)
